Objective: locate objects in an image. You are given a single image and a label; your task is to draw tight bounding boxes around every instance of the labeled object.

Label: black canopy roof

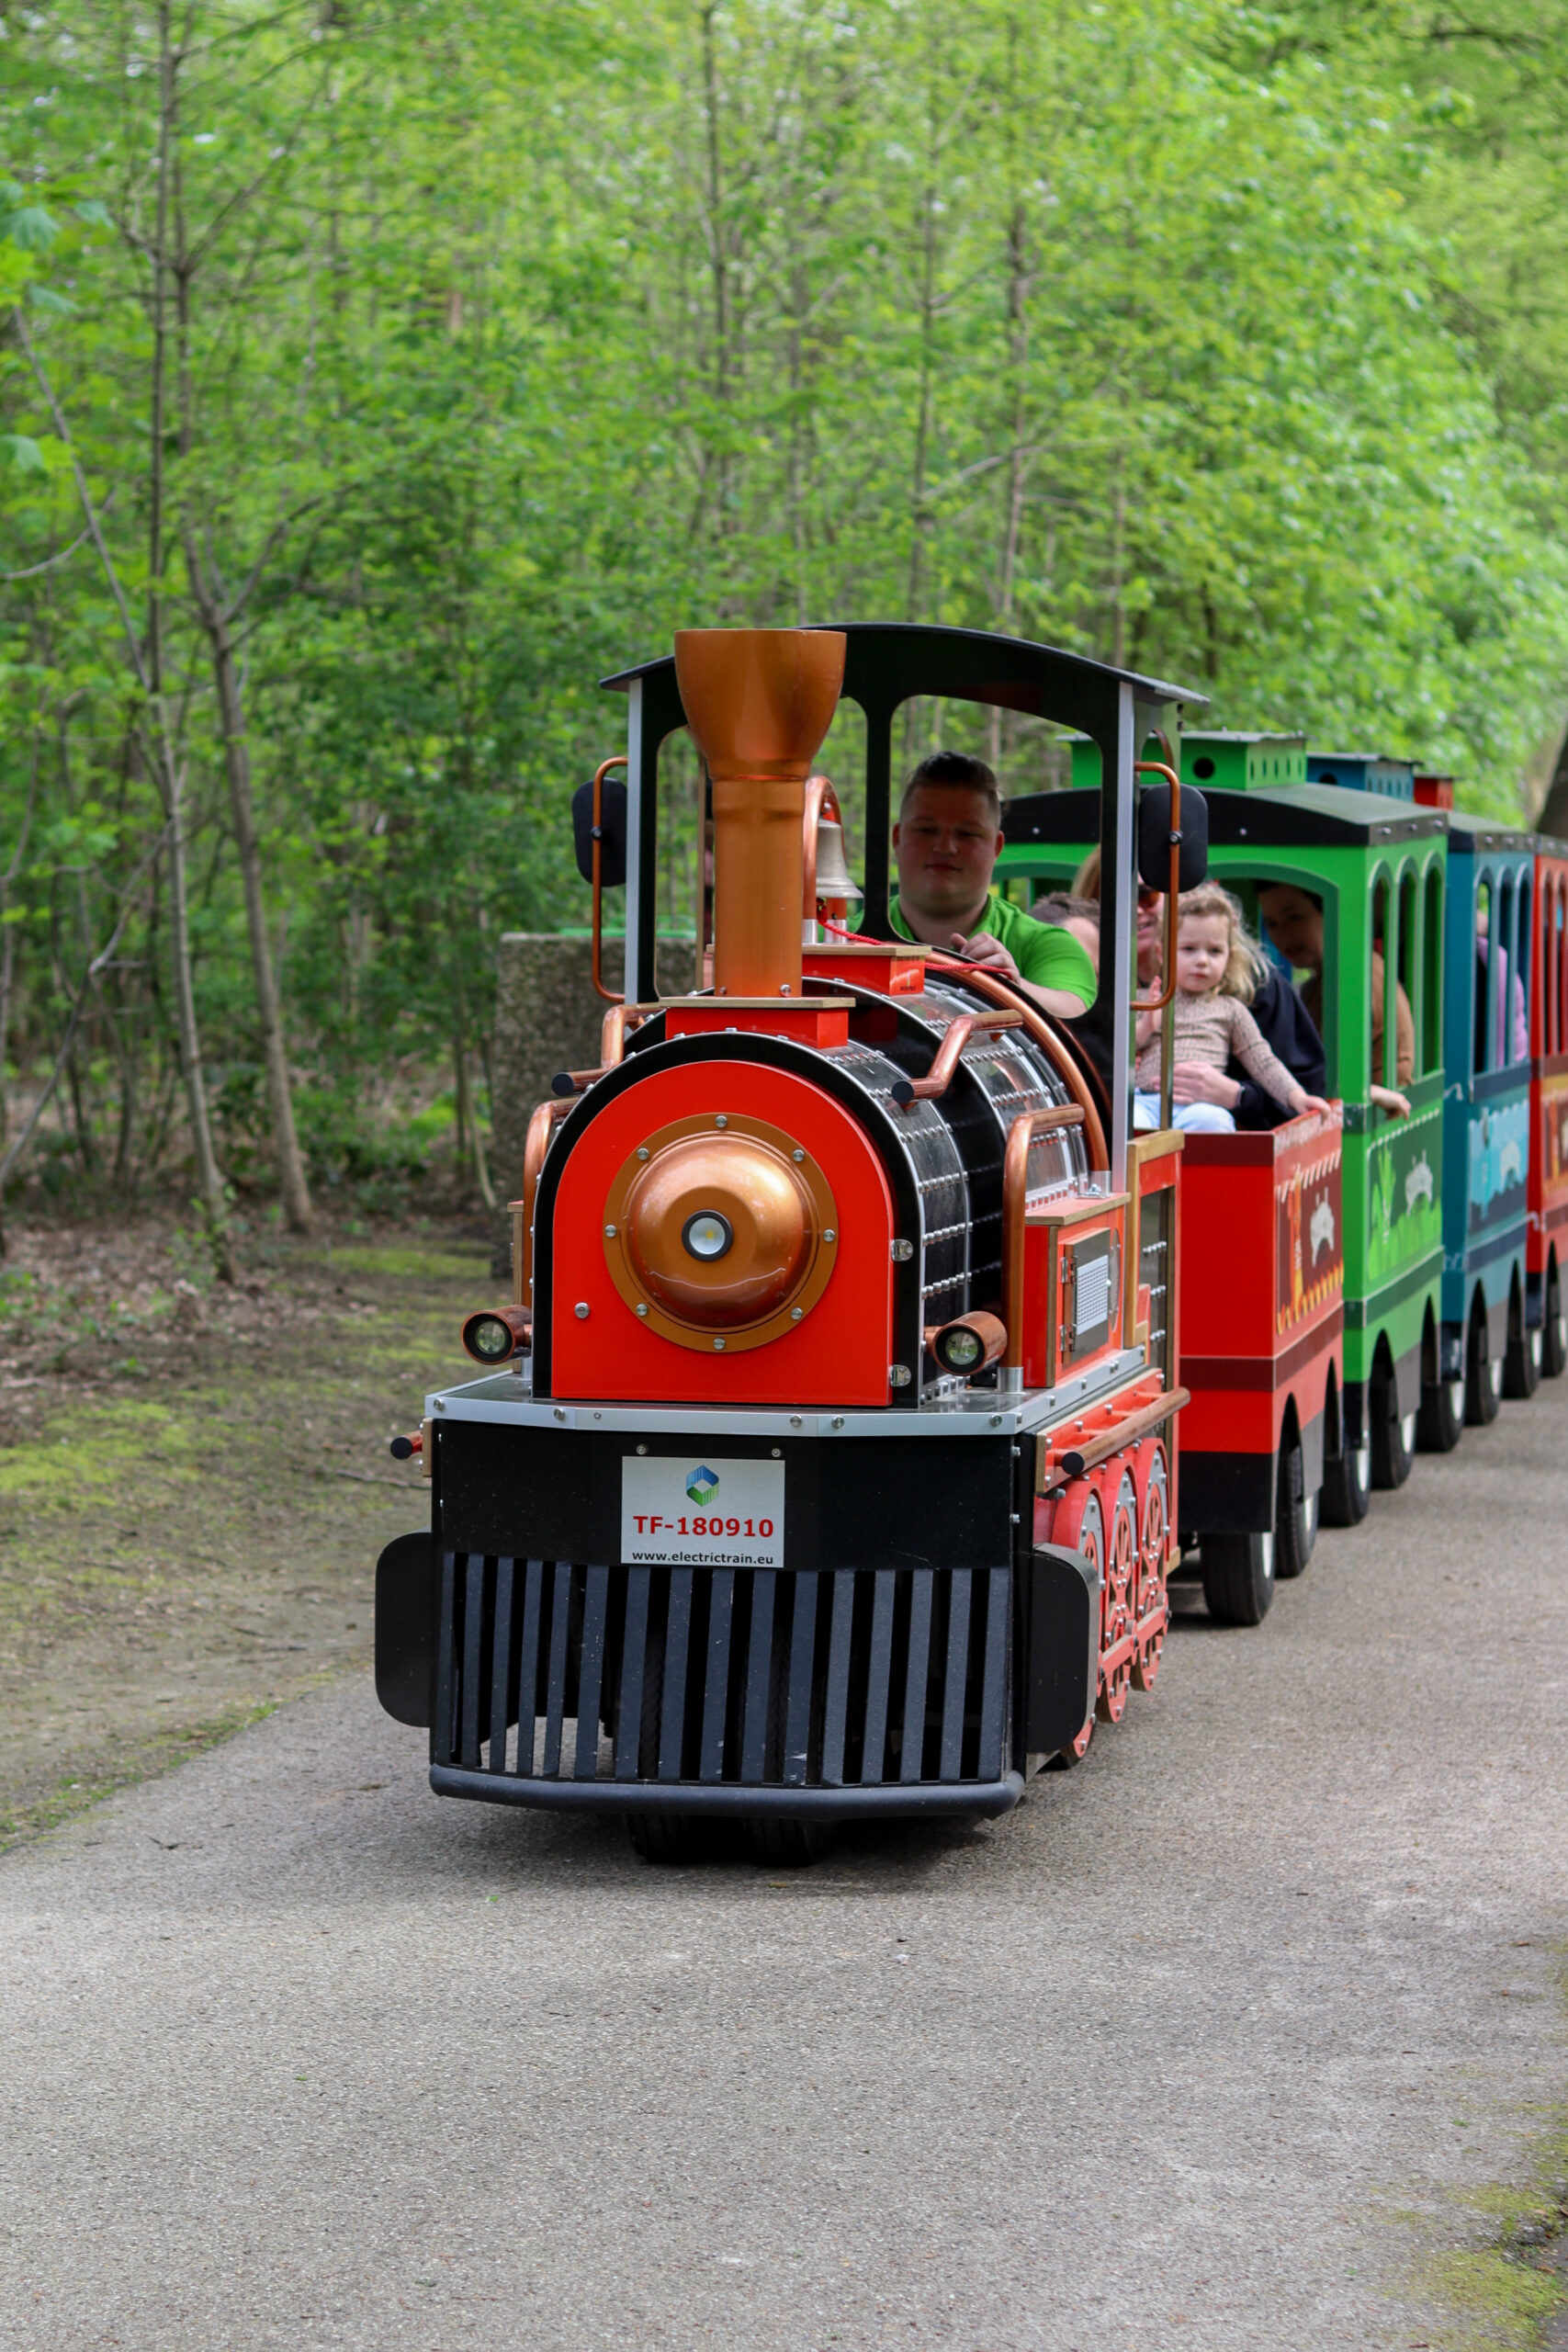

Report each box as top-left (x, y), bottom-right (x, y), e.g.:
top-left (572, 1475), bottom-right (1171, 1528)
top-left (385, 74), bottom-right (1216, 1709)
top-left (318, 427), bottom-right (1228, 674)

top-left (601, 623), bottom-right (1204, 1050)
top-left (602, 622), bottom-right (1199, 715)
top-left (1005, 781), bottom-right (1446, 853)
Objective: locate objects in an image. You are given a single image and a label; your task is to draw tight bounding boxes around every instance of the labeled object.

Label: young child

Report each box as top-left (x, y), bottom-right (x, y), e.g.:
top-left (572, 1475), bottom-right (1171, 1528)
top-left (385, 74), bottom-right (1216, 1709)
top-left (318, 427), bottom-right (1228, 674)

top-left (1134, 882), bottom-right (1332, 1134)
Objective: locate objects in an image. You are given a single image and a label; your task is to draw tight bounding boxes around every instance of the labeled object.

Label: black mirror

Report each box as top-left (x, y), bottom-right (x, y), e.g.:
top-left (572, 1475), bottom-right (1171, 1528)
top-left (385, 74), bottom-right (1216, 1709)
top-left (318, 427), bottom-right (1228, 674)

top-left (1137, 781), bottom-right (1207, 894)
top-left (571, 774), bottom-right (627, 888)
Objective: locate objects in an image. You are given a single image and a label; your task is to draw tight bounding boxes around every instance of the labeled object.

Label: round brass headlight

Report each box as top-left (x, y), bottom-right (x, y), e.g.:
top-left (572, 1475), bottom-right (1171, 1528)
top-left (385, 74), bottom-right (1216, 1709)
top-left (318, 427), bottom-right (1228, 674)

top-left (624, 1135), bottom-right (812, 1326)
top-left (603, 1114), bottom-right (839, 1351)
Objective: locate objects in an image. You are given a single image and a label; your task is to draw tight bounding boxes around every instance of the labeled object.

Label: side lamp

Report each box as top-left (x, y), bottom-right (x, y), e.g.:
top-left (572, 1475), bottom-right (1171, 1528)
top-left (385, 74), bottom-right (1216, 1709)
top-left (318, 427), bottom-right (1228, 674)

top-left (461, 1305), bottom-right (533, 1366)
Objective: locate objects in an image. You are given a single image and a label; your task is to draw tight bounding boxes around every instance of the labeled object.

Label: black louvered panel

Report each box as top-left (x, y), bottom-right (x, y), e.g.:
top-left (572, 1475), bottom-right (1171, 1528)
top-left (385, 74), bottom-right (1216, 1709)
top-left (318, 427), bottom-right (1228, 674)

top-left (488, 1556), bottom-right (515, 1774)
top-left (615, 1566), bottom-right (651, 1783)
top-left (434, 1556), bottom-right (1010, 1793)
top-left (782, 1568), bottom-right (818, 1785)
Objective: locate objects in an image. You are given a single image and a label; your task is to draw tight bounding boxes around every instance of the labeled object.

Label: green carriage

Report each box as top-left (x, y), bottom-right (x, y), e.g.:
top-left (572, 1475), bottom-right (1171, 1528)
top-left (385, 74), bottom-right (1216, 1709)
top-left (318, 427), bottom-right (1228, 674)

top-left (998, 730), bottom-right (1450, 1538)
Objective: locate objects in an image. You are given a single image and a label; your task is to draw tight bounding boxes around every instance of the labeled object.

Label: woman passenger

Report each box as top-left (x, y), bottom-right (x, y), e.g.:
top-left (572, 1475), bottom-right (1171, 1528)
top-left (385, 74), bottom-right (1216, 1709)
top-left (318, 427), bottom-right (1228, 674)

top-left (1073, 848), bottom-right (1325, 1127)
top-left (1255, 881), bottom-right (1412, 1118)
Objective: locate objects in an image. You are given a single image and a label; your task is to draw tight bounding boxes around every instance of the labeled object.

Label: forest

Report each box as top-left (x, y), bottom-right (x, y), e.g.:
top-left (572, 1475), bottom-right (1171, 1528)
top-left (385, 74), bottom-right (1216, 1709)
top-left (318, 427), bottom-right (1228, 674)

top-left (3, 0), bottom-right (1568, 1261)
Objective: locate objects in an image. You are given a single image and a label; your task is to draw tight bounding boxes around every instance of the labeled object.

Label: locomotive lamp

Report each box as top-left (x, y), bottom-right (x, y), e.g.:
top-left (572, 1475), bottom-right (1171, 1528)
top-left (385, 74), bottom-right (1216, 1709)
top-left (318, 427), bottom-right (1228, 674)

top-left (460, 1305), bottom-right (532, 1364)
top-left (673, 627), bottom-right (845, 999)
top-left (927, 1310), bottom-right (1009, 1376)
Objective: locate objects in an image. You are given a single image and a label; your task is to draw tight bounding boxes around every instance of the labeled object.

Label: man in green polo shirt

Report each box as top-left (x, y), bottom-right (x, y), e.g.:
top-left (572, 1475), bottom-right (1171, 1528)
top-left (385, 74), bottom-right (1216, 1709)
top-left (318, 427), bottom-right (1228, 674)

top-left (889, 750), bottom-right (1096, 1018)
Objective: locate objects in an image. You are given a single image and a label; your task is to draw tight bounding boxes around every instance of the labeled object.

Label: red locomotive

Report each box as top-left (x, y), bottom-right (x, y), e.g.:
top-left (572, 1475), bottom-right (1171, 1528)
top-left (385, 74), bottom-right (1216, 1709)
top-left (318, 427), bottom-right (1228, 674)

top-left (375, 624), bottom-right (1201, 1859)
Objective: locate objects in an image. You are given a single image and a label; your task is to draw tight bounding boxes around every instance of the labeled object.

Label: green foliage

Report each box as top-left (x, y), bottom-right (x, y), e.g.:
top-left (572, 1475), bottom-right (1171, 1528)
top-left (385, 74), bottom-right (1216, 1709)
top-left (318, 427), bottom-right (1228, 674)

top-left (2, 0), bottom-right (1566, 1203)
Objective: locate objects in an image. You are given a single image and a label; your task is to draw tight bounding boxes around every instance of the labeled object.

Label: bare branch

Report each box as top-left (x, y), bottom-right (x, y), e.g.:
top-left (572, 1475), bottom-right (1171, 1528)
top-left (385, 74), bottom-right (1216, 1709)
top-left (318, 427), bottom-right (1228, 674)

top-left (1, 496), bottom-right (115, 584)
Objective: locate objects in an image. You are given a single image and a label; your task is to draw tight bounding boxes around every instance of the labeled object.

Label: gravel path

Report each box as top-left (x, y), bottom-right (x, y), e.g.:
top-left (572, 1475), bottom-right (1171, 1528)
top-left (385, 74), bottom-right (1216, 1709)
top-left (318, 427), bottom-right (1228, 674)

top-left (4, 1384), bottom-right (1567, 2351)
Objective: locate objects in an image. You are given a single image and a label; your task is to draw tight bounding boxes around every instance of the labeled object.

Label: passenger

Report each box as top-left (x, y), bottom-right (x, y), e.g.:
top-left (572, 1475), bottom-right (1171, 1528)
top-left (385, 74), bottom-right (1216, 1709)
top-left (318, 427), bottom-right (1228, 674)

top-left (1031, 890), bottom-right (1100, 972)
top-left (1077, 849), bottom-right (1324, 1128)
top-left (1474, 901), bottom-right (1529, 1067)
top-left (890, 751), bottom-right (1096, 1017)
top-left (1071, 846), bottom-right (1163, 992)
top-left (1134, 883), bottom-right (1331, 1135)
top-left (1255, 880), bottom-right (1413, 1120)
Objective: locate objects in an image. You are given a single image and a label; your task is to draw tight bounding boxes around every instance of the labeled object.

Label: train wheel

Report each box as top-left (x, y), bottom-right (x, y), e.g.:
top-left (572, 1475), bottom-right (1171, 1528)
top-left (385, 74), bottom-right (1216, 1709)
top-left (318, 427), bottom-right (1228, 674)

top-left (744, 1816), bottom-right (836, 1868)
top-left (1275, 1426), bottom-right (1317, 1578)
top-left (1132, 1444), bottom-right (1169, 1691)
top-left (1095, 1471), bottom-right (1137, 1724)
top-left (1369, 1363), bottom-right (1416, 1490)
top-left (626, 1813), bottom-right (711, 1864)
top-left (1049, 1482), bottom-right (1104, 1763)
top-left (1543, 1258), bottom-right (1568, 1379)
top-left (1199, 1530), bottom-right (1275, 1627)
top-left (1417, 1367), bottom-right (1465, 1453)
top-left (1465, 1307), bottom-right (1503, 1426)
top-left (1504, 1298), bottom-right (1542, 1400)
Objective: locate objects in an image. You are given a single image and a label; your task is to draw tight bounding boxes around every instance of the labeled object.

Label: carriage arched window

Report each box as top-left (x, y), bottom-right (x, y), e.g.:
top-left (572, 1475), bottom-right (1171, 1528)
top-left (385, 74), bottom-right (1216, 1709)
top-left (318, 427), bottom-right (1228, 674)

top-left (1474, 879), bottom-right (1494, 1073)
top-left (1371, 874), bottom-right (1391, 1088)
top-left (1424, 865), bottom-right (1443, 1074)
top-left (1496, 874), bottom-right (1517, 1069)
top-left (1513, 871), bottom-right (1532, 1068)
top-left (1397, 866), bottom-right (1421, 1074)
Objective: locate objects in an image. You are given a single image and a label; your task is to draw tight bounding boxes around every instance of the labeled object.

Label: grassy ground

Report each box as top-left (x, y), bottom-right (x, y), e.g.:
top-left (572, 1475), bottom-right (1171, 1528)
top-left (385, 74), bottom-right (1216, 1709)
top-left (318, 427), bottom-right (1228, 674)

top-left (0, 1212), bottom-right (495, 1846)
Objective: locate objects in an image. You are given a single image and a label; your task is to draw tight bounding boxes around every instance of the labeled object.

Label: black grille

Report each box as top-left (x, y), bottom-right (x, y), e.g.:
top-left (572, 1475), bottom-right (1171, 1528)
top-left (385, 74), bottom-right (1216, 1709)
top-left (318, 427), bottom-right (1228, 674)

top-left (434, 1557), bottom-right (1011, 1792)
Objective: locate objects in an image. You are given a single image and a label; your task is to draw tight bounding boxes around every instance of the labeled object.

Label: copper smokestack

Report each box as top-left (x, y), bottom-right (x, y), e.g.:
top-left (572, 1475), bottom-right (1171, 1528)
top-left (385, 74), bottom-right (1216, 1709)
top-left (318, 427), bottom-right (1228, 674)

top-left (674, 628), bottom-right (845, 998)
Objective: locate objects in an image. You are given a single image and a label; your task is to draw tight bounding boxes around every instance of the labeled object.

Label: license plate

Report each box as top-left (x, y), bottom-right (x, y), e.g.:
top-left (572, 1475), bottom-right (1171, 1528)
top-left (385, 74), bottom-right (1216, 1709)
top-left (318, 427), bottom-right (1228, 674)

top-left (620, 1455), bottom-right (784, 1566)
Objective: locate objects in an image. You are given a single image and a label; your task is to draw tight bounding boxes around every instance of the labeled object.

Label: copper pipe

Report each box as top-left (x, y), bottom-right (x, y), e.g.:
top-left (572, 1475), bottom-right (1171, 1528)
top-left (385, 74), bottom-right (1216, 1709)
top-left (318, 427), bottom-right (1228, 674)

top-left (674, 629), bottom-right (845, 1000)
top-left (890, 1010), bottom-right (1023, 1107)
top-left (923, 956), bottom-right (1109, 1168)
top-left (590, 754), bottom-right (627, 1004)
top-left (1132, 760), bottom-right (1183, 1017)
top-left (602, 1002), bottom-right (657, 1066)
top-left (551, 1066), bottom-right (604, 1096)
top-left (925, 1309), bottom-right (1009, 1375)
top-left (388, 1429), bottom-right (423, 1461)
top-left (1043, 1386), bottom-right (1190, 1487)
top-left (1000, 1105), bottom-right (1089, 1373)
top-left (518, 1096), bottom-right (573, 1306)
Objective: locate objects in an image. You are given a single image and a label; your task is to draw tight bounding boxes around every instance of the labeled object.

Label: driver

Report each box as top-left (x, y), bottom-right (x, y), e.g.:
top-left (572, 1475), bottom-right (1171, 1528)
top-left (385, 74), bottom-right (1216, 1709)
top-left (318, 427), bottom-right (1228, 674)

top-left (889, 752), bottom-right (1095, 1019)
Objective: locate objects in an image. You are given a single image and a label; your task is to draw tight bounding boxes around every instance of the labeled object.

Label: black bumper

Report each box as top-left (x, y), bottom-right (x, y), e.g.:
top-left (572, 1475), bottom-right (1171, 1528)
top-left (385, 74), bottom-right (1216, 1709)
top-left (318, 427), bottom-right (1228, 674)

top-left (377, 1419), bottom-right (1100, 1822)
top-left (431, 1763), bottom-right (1024, 1819)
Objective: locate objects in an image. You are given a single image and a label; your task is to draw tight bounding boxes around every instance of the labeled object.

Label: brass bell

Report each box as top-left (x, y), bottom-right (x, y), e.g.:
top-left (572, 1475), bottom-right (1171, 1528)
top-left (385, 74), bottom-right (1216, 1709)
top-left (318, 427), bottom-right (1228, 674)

top-left (812, 818), bottom-right (863, 905)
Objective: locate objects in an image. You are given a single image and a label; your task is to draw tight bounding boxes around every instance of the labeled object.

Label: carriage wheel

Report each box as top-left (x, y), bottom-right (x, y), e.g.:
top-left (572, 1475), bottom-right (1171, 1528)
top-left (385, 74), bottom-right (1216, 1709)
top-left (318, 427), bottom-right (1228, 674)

top-left (1504, 1284), bottom-right (1542, 1399)
top-left (1370, 1360), bottom-right (1416, 1489)
top-left (1276, 1419), bottom-right (1318, 1576)
top-left (1047, 1481), bottom-right (1104, 1764)
top-left (1132, 1443), bottom-right (1169, 1692)
top-left (1095, 1470), bottom-right (1137, 1725)
top-left (1465, 1304), bottom-right (1503, 1426)
top-left (1543, 1256), bottom-right (1568, 1380)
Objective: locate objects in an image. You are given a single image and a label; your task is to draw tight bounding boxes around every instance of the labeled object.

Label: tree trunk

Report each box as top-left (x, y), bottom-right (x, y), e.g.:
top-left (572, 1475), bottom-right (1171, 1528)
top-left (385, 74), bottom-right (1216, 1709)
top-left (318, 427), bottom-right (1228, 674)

top-left (467, 1046), bottom-right (497, 1212)
top-left (188, 553), bottom-right (314, 1232)
top-left (150, 3), bottom-right (234, 1281)
top-left (0, 745), bottom-right (39, 1159)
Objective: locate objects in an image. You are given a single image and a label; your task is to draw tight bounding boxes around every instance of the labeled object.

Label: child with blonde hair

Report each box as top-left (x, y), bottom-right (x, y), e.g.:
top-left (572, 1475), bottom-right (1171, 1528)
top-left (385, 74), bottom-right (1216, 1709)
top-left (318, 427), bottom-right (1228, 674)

top-left (1135, 882), bottom-right (1331, 1134)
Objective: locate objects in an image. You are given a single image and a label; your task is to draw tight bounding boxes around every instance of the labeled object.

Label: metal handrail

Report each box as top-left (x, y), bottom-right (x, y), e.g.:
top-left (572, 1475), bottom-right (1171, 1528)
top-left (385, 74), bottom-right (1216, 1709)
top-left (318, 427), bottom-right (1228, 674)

top-left (999, 1104), bottom-right (1089, 1374)
top-left (590, 753), bottom-right (627, 1004)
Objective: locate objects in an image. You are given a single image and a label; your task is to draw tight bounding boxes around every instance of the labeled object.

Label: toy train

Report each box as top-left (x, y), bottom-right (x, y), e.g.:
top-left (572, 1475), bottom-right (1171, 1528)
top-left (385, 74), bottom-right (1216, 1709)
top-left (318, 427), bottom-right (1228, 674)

top-left (372, 625), bottom-right (1567, 1863)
